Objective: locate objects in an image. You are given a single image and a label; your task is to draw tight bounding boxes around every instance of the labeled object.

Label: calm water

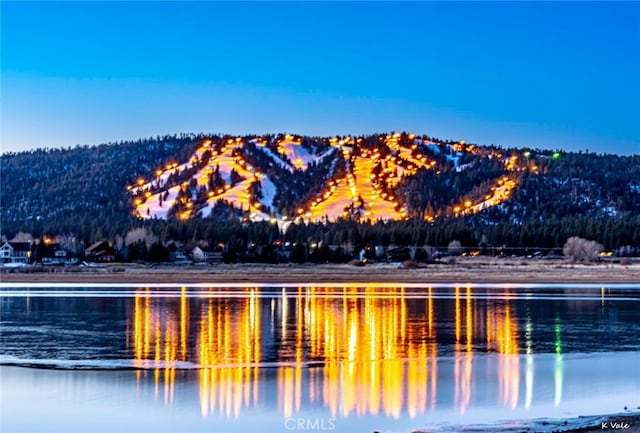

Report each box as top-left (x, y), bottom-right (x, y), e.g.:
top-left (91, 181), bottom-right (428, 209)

top-left (1, 284), bottom-right (639, 433)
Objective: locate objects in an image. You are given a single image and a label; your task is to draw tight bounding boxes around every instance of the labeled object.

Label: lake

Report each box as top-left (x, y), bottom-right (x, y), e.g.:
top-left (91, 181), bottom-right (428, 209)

top-left (1, 283), bottom-right (639, 433)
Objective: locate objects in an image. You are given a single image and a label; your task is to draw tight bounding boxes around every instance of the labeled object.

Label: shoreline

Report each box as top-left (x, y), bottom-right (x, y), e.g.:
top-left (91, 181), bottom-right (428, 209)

top-left (418, 412), bottom-right (640, 433)
top-left (1, 259), bottom-right (640, 284)
top-left (559, 413), bottom-right (640, 433)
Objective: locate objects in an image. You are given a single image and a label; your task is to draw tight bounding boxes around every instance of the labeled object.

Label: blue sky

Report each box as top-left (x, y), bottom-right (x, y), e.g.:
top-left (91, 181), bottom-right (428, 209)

top-left (1, 1), bottom-right (638, 154)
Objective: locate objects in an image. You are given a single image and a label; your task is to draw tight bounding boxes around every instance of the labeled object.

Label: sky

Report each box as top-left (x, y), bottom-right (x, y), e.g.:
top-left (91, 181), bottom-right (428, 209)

top-left (1, 1), bottom-right (638, 155)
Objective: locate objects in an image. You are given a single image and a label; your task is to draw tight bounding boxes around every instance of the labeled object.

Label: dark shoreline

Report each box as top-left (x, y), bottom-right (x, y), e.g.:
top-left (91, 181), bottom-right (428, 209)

top-left (2, 260), bottom-right (640, 284)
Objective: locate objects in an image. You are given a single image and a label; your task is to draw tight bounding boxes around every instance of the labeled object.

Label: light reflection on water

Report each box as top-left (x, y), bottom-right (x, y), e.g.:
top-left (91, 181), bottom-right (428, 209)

top-left (122, 285), bottom-right (617, 421)
top-left (1, 284), bottom-right (639, 433)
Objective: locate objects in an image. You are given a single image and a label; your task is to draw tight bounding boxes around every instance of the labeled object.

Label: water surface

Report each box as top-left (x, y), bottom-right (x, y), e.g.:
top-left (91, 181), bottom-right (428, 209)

top-left (1, 284), bottom-right (639, 433)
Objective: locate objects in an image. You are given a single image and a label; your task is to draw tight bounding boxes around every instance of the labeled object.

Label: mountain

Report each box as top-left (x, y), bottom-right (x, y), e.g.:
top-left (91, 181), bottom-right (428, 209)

top-left (2, 132), bottom-right (639, 253)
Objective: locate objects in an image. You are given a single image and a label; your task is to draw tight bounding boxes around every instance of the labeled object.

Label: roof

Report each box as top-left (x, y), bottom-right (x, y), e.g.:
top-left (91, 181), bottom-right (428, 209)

top-left (184, 243), bottom-right (219, 253)
top-left (86, 241), bottom-right (110, 253)
top-left (6, 242), bottom-right (31, 252)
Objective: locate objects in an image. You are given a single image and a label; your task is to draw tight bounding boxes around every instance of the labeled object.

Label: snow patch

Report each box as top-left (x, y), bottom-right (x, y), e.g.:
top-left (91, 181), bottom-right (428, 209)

top-left (446, 152), bottom-right (461, 168)
top-left (137, 185), bottom-right (181, 219)
top-left (255, 145), bottom-right (292, 172)
top-left (279, 141), bottom-right (316, 170)
top-left (259, 176), bottom-right (277, 211)
top-left (455, 162), bottom-right (473, 172)
top-left (426, 143), bottom-right (441, 154)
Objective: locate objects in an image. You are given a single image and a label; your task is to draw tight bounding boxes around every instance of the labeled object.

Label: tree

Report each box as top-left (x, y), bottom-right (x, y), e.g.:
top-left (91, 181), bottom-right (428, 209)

top-left (148, 242), bottom-right (169, 262)
top-left (563, 236), bottom-right (603, 262)
top-left (448, 240), bottom-right (463, 255)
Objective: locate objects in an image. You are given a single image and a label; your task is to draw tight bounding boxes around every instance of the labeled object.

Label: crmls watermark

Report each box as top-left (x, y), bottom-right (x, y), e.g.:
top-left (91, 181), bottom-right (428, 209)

top-left (284, 417), bottom-right (336, 431)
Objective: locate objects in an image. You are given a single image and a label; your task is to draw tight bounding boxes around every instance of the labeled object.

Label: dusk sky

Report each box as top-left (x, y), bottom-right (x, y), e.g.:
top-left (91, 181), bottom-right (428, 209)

top-left (2, 1), bottom-right (638, 155)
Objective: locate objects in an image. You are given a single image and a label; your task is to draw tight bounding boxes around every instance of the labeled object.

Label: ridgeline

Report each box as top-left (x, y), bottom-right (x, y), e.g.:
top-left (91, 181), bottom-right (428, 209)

top-left (2, 132), bottom-right (639, 261)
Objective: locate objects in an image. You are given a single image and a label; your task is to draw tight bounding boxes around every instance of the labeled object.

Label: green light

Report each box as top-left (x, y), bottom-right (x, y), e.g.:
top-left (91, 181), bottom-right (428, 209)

top-left (552, 152), bottom-right (561, 160)
top-left (554, 315), bottom-right (564, 407)
top-left (555, 320), bottom-right (562, 354)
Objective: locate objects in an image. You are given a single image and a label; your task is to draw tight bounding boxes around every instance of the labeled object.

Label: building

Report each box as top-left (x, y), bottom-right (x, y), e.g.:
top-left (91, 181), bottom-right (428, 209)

top-left (190, 246), bottom-right (223, 263)
top-left (85, 241), bottom-right (116, 262)
top-left (0, 242), bottom-right (32, 263)
top-left (40, 243), bottom-right (78, 265)
top-left (169, 247), bottom-right (189, 263)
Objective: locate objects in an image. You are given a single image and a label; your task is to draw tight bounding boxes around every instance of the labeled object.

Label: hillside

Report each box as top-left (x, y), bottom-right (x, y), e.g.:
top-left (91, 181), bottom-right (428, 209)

top-left (2, 132), bottom-right (639, 255)
top-left (127, 133), bottom-right (540, 225)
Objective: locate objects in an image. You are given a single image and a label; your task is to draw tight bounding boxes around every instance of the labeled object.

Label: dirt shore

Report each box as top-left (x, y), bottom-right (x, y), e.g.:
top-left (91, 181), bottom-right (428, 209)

top-left (1, 259), bottom-right (639, 284)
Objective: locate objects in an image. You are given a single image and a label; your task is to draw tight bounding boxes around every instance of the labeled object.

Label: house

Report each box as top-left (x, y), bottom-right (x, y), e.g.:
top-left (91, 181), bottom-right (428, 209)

top-left (0, 242), bottom-right (32, 263)
top-left (190, 246), bottom-right (223, 263)
top-left (41, 244), bottom-right (77, 265)
top-left (85, 241), bottom-right (116, 262)
top-left (169, 247), bottom-right (189, 263)
top-left (386, 246), bottom-right (412, 262)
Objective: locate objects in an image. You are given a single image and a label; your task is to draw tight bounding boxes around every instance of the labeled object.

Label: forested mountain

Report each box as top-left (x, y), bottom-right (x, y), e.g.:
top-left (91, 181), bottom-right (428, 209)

top-left (2, 132), bottom-right (639, 259)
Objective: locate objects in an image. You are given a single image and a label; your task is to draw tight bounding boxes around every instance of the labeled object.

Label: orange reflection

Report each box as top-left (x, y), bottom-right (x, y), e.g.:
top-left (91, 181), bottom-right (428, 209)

top-left (198, 288), bottom-right (261, 419)
top-left (278, 288), bottom-right (304, 418)
top-left (454, 286), bottom-right (473, 413)
top-left (298, 286), bottom-right (437, 420)
top-left (486, 295), bottom-right (520, 409)
top-left (132, 289), bottom-right (184, 405)
top-left (129, 285), bottom-right (529, 419)
top-left (180, 287), bottom-right (188, 361)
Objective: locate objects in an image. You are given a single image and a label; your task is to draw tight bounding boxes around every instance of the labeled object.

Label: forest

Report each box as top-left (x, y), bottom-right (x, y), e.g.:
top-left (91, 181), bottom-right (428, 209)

top-left (2, 132), bottom-right (639, 262)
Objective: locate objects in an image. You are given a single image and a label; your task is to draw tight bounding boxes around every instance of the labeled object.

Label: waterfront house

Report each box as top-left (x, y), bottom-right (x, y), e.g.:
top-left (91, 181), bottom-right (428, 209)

top-left (0, 242), bottom-right (32, 263)
top-left (41, 243), bottom-right (77, 265)
top-left (190, 246), bottom-right (223, 263)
